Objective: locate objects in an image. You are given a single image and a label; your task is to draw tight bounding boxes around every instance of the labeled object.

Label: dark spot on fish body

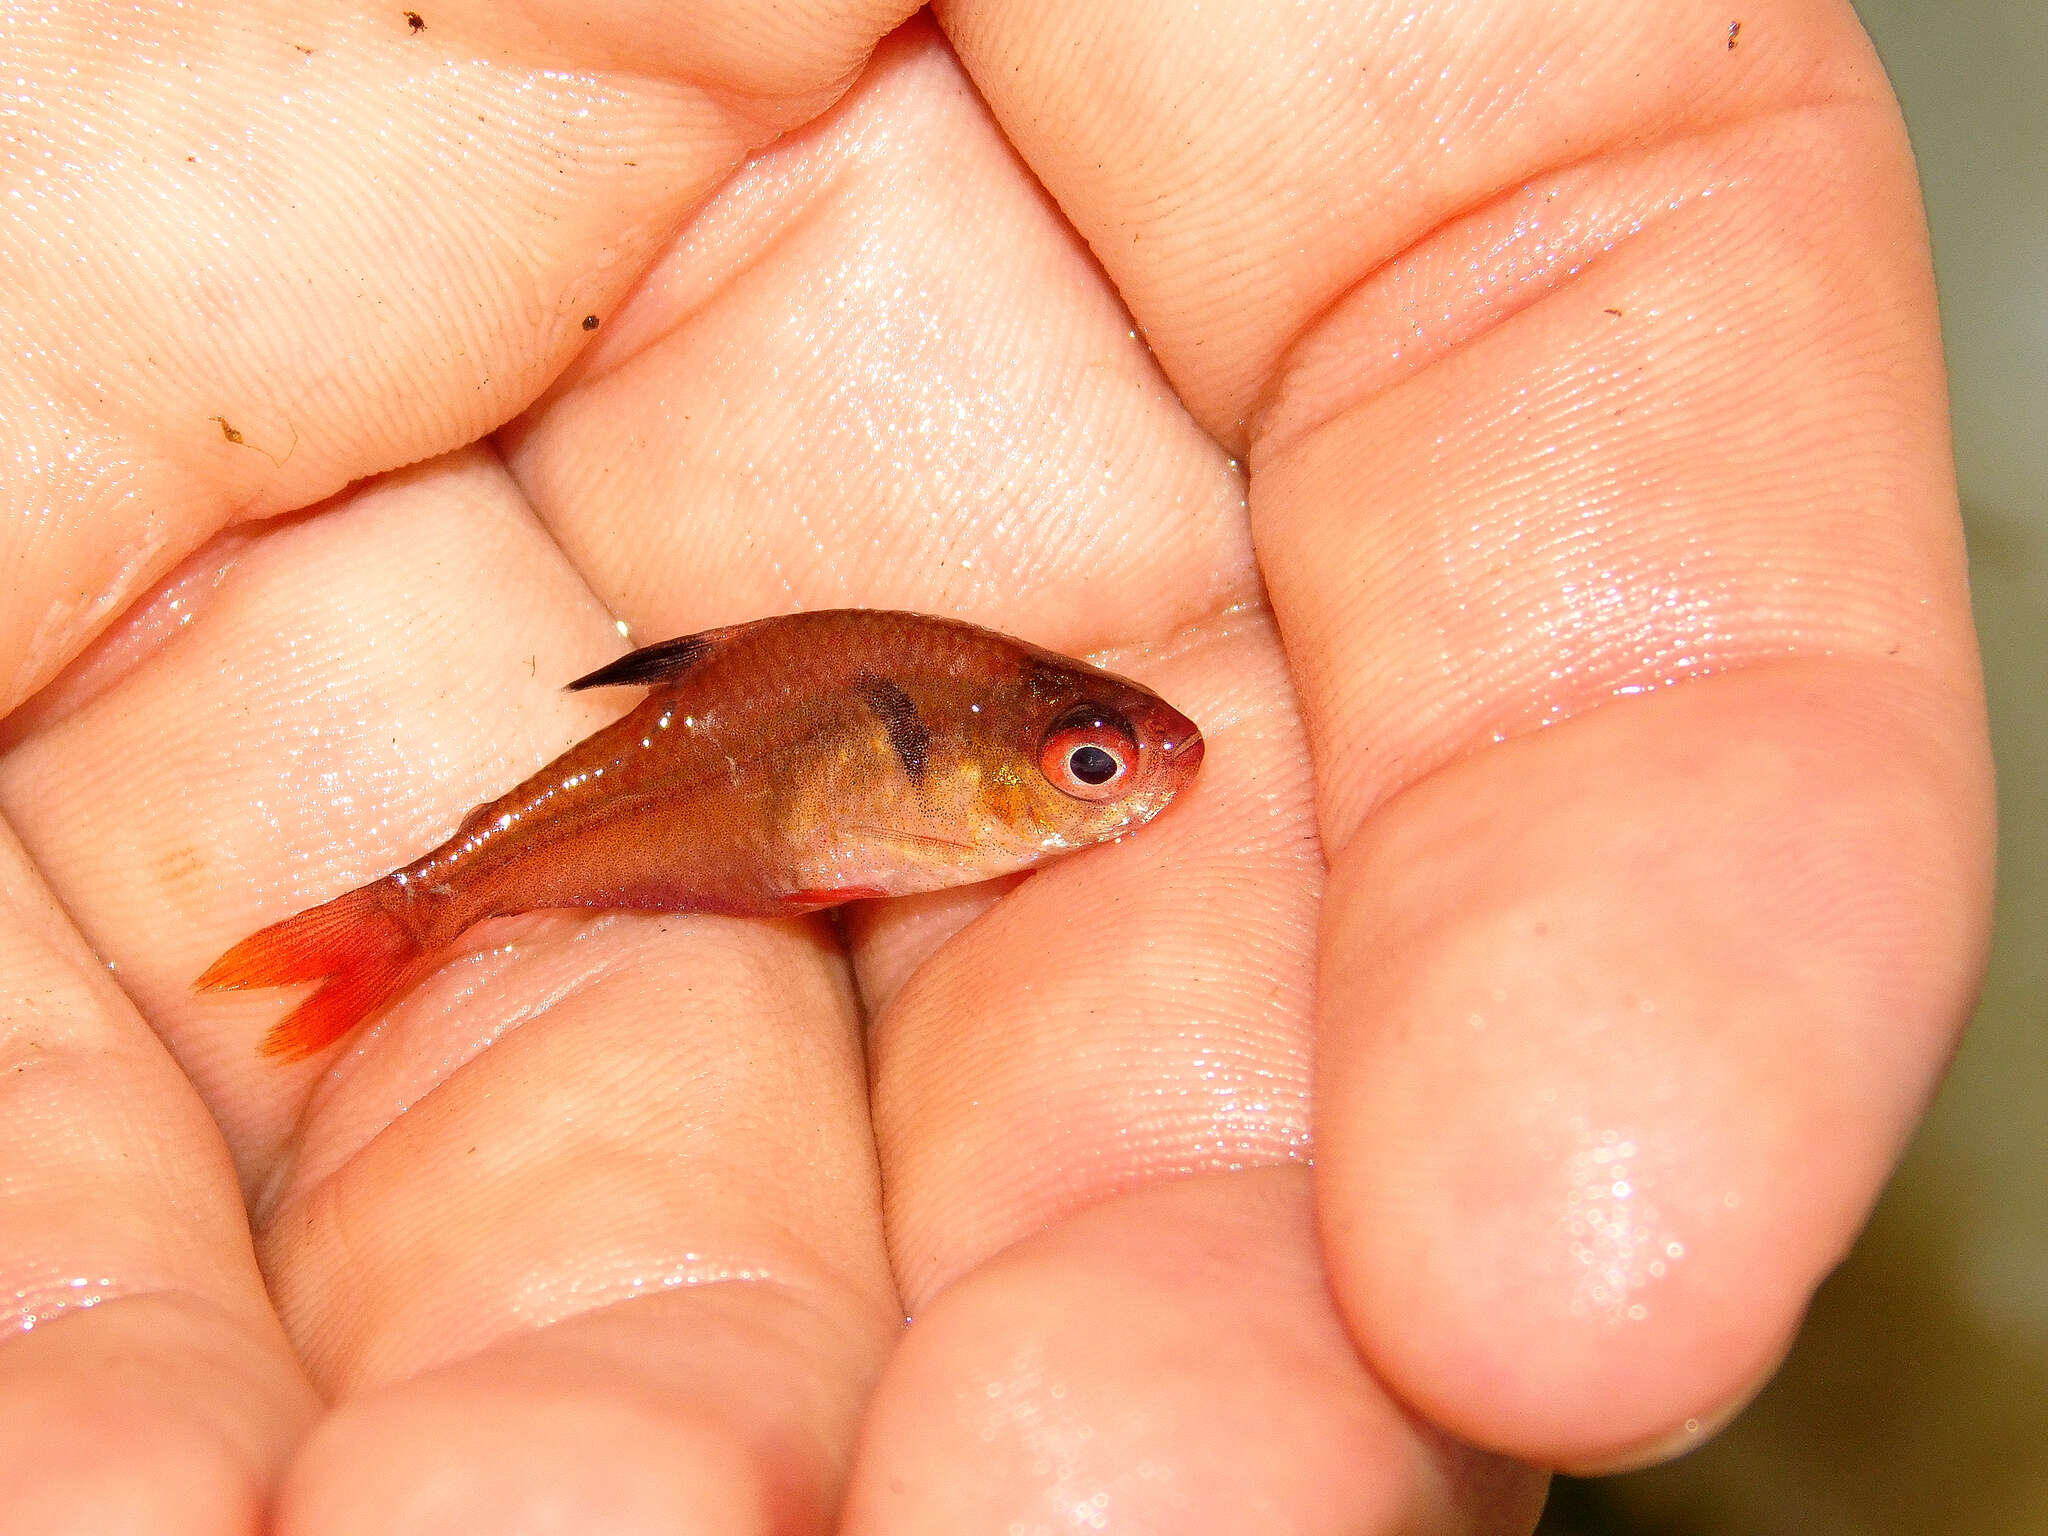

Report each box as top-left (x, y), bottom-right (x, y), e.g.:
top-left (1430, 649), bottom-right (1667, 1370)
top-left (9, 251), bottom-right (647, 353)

top-left (405, 10), bottom-right (426, 32)
top-left (582, 314), bottom-right (600, 331)
top-left (851, 675), bottom-right (931, 789)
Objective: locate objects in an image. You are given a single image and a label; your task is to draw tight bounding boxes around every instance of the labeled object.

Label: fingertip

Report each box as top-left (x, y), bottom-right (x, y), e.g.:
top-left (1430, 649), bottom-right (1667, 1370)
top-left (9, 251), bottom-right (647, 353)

top-left (0, 1298), bottom-right (317, 1536)
top-left (277, 1369), bottom-right (780, 1536)
top-left (1313, 665), bottom-right (1988, 1465)
top-left (272, 1284), bottom-right (885, 1536)
top-left (1554, 1351), bottom-right (1780, 1475)
top-left (844, 1170), bottom-right (1546, 1535)
top-left (0, 1380), bottom-right (263, 1536)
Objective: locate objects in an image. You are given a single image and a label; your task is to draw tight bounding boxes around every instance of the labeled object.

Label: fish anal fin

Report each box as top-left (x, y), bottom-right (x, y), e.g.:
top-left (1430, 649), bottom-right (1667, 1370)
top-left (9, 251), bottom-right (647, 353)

top-left (781, 886), bottom-right (887, 910)
top-left (566, 631), bottom-right (721, 692)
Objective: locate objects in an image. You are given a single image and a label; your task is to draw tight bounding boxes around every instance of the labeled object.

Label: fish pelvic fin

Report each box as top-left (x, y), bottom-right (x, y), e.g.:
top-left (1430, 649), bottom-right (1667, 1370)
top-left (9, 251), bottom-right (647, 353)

top-left (196, 882), bottom-right (428, 1061)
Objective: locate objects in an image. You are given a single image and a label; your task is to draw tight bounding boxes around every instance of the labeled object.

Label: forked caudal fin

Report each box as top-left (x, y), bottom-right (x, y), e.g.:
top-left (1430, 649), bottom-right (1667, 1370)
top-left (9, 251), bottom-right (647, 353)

top-left (195, 882), bottom-right (426, 1061)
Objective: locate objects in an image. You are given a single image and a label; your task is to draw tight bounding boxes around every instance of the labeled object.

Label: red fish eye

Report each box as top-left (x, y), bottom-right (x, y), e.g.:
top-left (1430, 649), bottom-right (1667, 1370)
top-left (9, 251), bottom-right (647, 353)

top-left (1039, 707), bottom-right (1136, 801)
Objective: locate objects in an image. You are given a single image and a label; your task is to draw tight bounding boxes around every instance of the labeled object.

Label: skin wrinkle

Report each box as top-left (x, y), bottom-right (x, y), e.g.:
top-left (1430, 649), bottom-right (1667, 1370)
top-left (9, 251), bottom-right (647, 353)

top-left (1244, 96), bottom-right (1892, 457)
top-left (267, 1017), bottom-right (895, 1393)
top-left (522, 178), bottom-right (836, 416)
top-left (249, 910), bottom-right (656, 1227)
top-left (1242, 134), bottom-right (1960, 843)
top-left (3, 1283), bottom-right (251, 1356)
top-left (0, 851), bottom-right (162, 1079)
top-left (1317, 651), bottom-right (1976, 867)
top-left (0, 523), bottom-right (275, 754)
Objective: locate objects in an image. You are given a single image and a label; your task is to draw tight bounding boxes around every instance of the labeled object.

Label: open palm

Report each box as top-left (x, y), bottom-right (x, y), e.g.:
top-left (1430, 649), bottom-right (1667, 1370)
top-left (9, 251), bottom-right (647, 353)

top-left (0, 4), bottom-right (1990, 1532)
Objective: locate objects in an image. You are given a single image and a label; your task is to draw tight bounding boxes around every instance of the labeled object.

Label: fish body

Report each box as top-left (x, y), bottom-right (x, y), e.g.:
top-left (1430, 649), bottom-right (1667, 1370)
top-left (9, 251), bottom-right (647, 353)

top-left (198, 610), bottom-right (1204, 1059)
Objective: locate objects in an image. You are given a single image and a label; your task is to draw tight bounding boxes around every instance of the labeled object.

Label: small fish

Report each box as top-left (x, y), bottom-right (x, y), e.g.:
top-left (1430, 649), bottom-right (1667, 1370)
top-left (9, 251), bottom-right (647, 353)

top-left (197, 609), bottom-right (1205, 1060)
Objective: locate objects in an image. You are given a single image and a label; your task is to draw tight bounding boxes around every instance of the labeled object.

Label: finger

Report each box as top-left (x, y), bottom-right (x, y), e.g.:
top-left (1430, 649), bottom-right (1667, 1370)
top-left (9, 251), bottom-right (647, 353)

top-left (841, 1171), bottom-right (1548, 1535)
top-left (1, 453), bottom-right (900, 1529)
top-left (0, 0), bottom-right (913, 713)
top-left (1316, 660), bottom-right (1988, 1469)
top-left (0, 819), bottom-right (318, 1530)
top-left (942, 0), bottom-right (1996, 1462)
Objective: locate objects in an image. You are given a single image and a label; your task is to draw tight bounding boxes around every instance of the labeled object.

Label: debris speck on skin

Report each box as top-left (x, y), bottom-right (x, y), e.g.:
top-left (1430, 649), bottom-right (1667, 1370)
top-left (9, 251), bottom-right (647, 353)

top-left (405, 10), bottom-right (425, 32)
top-left (1728, 20), bottom-right (1741, 49)
top-left (582, 314), bottom-right (601, 332)
top-left (208, 415), bottom-right (299, 468)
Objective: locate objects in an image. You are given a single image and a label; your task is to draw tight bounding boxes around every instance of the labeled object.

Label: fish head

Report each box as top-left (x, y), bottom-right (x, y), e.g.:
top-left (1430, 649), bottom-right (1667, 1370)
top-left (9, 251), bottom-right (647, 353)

top-left (1003, 658), bottom-right (1206, 851)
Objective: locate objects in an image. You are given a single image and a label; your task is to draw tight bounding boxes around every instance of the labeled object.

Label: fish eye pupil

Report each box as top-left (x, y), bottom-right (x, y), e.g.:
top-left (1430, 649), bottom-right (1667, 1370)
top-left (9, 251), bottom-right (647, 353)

top-left (1069, 744), bottom-right (1120, 785)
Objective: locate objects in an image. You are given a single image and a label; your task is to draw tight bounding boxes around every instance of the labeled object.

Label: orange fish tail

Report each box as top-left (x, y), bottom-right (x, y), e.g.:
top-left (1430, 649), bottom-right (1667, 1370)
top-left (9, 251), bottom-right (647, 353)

top-left (196, 882), bottom-right (426, 1060)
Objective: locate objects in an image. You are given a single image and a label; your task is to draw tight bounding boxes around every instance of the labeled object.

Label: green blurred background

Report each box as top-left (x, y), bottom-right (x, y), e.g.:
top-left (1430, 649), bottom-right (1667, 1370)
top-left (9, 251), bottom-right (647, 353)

top-left (1540, 1), bottom-right (2048, 1530)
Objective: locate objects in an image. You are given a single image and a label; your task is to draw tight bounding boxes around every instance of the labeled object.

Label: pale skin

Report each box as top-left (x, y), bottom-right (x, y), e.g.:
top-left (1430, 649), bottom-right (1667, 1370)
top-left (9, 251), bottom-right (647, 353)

top-left (0, 2), bottom-right (1992, 1533)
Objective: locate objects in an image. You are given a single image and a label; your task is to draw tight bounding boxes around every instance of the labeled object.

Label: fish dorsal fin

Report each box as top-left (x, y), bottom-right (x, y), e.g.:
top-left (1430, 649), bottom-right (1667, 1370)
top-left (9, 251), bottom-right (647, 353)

top-left (565, 631), bottom-right (719, 692)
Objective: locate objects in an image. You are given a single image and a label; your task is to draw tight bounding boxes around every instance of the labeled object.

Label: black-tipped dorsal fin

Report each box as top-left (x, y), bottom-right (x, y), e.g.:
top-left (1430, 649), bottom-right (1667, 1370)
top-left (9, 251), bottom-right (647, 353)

top-left (565, 632), bottom-right (719, 691)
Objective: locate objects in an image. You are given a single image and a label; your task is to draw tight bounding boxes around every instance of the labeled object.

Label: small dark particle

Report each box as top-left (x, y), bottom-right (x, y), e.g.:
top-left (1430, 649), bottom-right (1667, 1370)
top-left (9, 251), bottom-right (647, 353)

top-left (1604, 307), bottom-right (1624, 316)
top-left (207, 415), bottom-right (300, 467)
top-left (405, 10), bottom-right (426, 32)
top-left (1728, 20), bottom-right (1741, 49)
top-left (582, 314), bottom-right (600, 331)
top-left (294, 44), bottom-right (315, 55)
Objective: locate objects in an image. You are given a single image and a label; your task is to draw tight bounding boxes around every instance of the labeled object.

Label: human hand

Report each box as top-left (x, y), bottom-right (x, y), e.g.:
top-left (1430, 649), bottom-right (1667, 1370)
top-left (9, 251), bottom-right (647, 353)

top-left (0, 4), bottom-right (1990, 1533)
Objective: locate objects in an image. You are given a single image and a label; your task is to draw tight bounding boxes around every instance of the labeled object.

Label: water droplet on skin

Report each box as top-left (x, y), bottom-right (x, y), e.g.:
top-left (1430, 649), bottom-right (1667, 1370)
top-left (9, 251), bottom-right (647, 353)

top-left (1559, 1121), bottom-right (1683, 1325)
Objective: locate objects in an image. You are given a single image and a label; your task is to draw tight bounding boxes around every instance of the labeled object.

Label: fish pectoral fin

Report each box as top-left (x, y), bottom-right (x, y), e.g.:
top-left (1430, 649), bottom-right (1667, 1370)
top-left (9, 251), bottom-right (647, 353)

top-left (845, 824), bottom-right (979, 854)
top-left (565, 629), bottom-right (726, 691)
